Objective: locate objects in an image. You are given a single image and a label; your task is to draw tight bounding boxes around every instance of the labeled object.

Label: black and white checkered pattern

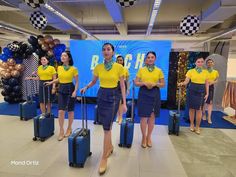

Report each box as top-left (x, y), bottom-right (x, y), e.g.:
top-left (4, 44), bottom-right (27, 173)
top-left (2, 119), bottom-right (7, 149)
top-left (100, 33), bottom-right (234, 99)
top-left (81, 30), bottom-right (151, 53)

top-left (116, 0), bottom-right (137, 7)
top-left (29, 11), bottom-right (47, 30)
top-left (180, 15), bottom-right (200, 36)
top-left (21, 53), bottom-right (39, 100)
top-left (23, 0), bottom-right (46, 9)
top-left (7, 43), bottom-right (20, 52)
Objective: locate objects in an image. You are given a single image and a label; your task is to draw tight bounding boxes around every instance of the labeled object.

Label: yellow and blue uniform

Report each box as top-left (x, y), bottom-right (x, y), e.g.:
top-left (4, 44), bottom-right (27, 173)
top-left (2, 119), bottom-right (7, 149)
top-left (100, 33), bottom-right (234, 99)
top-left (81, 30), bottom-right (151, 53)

top-left (93, 63), bottom-right (124, 88)
top-left (186, 68), bottom-right (209, 110)
top-left (94, 62), bottom-right (124, 131)
top-left (37, 65), bottom-right (56, 104)
top-left (57, 66), bottom-right (78, 112)
top-left (207, 69), bottom-right (219, 82)
top-left (136, 66), bottom-right (164, 84)
top-left (186, 69), bottom-right (209, 84)
top-left (136, 66), bottom-right (164, 118)
top-left (57, 66), bottom-right (78, 84)
top-left (206, 69), bottom-right (219, 104)
top-left (38, 65), bottom-right (56, 81)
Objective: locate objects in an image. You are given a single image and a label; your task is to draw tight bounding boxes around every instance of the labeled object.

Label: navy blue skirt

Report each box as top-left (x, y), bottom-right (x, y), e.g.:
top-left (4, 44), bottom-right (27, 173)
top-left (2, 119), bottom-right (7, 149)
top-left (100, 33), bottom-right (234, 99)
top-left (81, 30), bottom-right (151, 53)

top-left (39, 80), bottom-right (52, 104)
top-left (137, 86), bottom-right (161, 118)
top-left (58, 83), bottom-right (76, 112)
top-left (188, 83), bottom-right (205, 110)
top-left (206, 85), bottom-right (214, 104)
top-left (97, 87), bottom-right (121, 131)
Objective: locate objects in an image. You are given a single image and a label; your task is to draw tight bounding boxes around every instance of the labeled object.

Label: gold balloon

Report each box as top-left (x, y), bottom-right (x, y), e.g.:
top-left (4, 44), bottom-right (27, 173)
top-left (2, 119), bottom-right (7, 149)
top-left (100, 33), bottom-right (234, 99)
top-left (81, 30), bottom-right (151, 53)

top-left (44, 35), bottom-right (53, 44)
top-left (0, 70), bottom-right (6, 77)
top-left (11, 70), bottom-right (20, 78)
top-left (9, 66), bottom-right (14, 70)
top-left (41, 43), bottom-right (49, 51)
top-left (0, 60), bottom-right (3, 67)
top-left (38, 38), bottom-right (45, 45)
top-left (15, 64), bottom-right (24, 72)
top-left (7, 58), bottom-right (16, 66)
top-left (1, 62), bottom-right (8, 69)
top-left (4, 72), bottom-right (11, 79)
top-left (53, 39), bottom-right (60, 45)
top-left (6, 69), bottom-right (11, 73)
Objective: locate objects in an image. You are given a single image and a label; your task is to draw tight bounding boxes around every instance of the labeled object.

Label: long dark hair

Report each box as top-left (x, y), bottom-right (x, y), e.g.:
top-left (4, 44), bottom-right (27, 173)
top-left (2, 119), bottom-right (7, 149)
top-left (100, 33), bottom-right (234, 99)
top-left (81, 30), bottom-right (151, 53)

top-left (116, 55), bottom-right (124, 66)
top-left (63, 51), bottom-right (74, 66)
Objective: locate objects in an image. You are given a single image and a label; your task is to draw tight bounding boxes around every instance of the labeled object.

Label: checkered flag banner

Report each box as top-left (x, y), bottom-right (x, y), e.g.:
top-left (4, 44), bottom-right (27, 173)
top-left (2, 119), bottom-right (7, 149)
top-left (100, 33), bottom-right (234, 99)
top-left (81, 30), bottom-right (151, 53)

top-left (7, 43), bottom-right (20, 52)
top-left (23, 0), bottom-right (47, 9)
top-left (180, 15), bottom-right (200, 36)
top-left (21, 53), bottom-right (39, 100)
top-left (29, 11), bottom-right (47, 30)
top-left (116, 0), bottom-right (137, 7)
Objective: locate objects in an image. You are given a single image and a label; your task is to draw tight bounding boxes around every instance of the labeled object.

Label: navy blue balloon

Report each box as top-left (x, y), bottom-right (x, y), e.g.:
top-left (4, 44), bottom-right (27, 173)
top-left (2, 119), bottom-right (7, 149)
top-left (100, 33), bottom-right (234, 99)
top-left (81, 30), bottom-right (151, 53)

top-left (3, 47), bottom-right (13, 57)
top-left (9, 78), bottom-right (19, 86)
top-left (13, 85), bottom-right (21, 93)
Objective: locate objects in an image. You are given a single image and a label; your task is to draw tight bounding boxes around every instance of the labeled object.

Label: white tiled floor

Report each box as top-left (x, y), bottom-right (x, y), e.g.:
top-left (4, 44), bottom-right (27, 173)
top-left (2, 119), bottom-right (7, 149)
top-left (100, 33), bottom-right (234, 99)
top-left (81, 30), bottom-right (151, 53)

top-left (0, 93), bottom-right (235, 177)
top-left (0, 115), bottom-right (188, 177)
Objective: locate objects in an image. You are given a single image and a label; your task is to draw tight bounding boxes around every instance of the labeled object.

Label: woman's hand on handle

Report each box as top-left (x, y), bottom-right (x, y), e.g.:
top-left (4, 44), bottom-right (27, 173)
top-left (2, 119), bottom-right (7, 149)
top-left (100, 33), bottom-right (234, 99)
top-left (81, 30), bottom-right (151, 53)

top-left (44, 81), bottom-right (53, 86)
top-left (71, 91), bottom-right (77, 98)
top-left (204, 94), bottom-right (209, 102)
top-left (80, 87), bottom-right (87, 94)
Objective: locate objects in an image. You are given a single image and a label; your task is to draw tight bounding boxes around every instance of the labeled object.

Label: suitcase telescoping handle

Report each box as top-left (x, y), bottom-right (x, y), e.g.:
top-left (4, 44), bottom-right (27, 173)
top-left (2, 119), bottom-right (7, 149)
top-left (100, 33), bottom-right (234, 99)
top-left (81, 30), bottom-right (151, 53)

top-left (42, 84), bottom-right (51, 114)
top-left (177, 87), bottom-right (182, 114)
top-left (131, 80), bottom-right (135, 122)
top-left (80, 92), bottom-right (88, 131)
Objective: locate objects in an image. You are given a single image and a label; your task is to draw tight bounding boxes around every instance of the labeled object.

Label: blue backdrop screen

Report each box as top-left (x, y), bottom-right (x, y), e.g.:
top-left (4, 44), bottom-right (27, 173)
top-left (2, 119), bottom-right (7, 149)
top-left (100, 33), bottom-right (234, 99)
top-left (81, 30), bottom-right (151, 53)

top-left (70, 40), bottom-right (172, 100)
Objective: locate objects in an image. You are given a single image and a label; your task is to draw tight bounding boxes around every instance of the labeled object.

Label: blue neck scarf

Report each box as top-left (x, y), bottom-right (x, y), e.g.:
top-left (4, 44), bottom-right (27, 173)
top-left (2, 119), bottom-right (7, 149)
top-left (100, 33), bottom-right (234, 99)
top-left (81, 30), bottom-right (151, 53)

top-left (195, 67), bottom-right (203, 73)
top-left (104, 59), bottom-right (114, 71)
top-left (145, 64), bottom-right (155, 72)
top-left (207, 67), bottom-right (213, 73)
top-left (42, 65), bottom-right (48, 70)
top-left (63, 64), bottom-right (70, 71)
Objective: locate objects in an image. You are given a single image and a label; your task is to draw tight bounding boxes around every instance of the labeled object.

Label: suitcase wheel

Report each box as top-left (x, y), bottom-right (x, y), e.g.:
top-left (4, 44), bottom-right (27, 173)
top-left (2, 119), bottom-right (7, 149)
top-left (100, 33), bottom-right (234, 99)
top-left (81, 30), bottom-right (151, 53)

top-left (69, 162), bottom-right (74, 167)
top-left (89, 152), bottom-right (92, 156)
top-left (176, 132), bottom-right (179, 136)
top-left (40, 138), bottom-right (45, 142)
top-left (32, 137), bottom-right (37, 141)
top-left (168, 131), bottom-right (171, 135)
top-left (51, 133), bottom-right (54, 136)
top-left (78, 163), bottom-right (84, 168)
top-left (118, 144), bottom-right (122, 147)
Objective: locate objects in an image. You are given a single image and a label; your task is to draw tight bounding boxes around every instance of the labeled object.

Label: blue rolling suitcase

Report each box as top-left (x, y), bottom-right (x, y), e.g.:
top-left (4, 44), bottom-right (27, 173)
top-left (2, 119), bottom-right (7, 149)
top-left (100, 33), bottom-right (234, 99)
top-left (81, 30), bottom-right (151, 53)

top-left (119, 82), bottom-right (135, 148)
top-left (68, 94), bottom-right (92, 168)
top-left (168, 87), bottom-right (181, 136)
top-left (33, 86), bottom-right (54, 142)
top-left (19, 80), bottom-right (37, 121)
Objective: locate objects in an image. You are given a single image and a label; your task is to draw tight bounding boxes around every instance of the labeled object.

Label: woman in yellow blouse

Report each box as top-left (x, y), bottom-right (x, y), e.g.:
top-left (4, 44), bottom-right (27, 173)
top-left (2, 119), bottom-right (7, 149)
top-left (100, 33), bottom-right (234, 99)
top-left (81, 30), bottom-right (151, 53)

top-left (179, 57), bottom-right (209, 134)
top-left (26, 56), bottom-right (56, 114)
top-left (46, 51), bottom-right (79, 141)
top-left (203, 58), bottom-right (219, 124)
top-left (80, 43), bottom-right (127, 175)
top-left (134, 51), bottom-right (165, 148)
top-left (116, 55), bottom-right (130, 124)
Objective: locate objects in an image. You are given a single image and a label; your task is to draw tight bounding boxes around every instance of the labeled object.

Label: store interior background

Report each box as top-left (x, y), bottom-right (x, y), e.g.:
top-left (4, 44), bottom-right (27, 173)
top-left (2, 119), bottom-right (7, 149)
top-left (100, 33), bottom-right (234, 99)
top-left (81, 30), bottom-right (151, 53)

top-left (1, 0), bottom-right (235, 116)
